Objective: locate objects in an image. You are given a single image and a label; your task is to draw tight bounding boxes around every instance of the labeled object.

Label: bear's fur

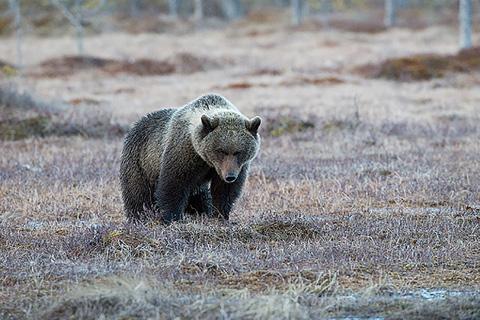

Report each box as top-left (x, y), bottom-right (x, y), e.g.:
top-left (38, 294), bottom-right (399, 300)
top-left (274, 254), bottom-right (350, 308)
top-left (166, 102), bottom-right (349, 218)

top-left (120, 94), bottom-right (261, 223)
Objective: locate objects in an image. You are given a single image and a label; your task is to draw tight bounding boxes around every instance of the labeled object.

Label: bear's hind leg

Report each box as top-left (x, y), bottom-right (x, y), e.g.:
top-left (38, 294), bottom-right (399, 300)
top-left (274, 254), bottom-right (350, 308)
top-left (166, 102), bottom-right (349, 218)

top-left (120, 168), bottom-right (154, 221)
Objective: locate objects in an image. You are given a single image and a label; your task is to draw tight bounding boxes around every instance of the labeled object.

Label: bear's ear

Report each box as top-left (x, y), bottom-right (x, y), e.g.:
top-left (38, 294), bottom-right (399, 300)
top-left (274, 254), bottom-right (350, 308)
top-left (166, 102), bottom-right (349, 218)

top-left (246, 116), bottom-right (261, 135)
top-left (201, 115), bottom-right (219, 132)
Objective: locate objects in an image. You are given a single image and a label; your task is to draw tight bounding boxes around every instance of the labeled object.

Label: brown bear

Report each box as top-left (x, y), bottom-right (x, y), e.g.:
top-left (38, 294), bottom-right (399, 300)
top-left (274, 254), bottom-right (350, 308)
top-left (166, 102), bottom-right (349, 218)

top-left (120, 94), bottom-right (261, 223)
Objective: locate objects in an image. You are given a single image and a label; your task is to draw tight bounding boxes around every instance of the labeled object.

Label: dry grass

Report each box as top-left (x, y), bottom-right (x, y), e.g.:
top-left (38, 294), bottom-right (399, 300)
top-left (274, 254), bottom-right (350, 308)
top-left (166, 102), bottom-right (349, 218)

top-left (30, 52), bottom-right (222, 78)
top-left (357, 47), bottom-right (480, 81)
top-left (214, 77), bottom-right (344, 91)
top-left (1, 119), bottom-right (478, 318)
top-left (1, 21), bottom-right (480, 320)
top-left (279, 76), bottom-right (345, 86)
top-left (0, 85), bottom-right (127, 140)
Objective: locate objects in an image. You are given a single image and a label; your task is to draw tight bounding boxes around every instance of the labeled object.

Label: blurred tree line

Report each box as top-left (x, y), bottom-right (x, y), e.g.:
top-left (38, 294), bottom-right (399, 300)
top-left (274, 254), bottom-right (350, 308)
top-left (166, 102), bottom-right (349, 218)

top-left (1, 0), bottom-right (472, 23)
top-left (0, 0), bottom-right (476, 69)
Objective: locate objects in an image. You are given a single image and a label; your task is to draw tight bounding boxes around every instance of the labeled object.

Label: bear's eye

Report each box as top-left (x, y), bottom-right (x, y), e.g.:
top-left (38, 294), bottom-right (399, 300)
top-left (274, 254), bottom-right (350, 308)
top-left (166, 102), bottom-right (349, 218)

top-left (233, 151), bottom-right (240, 156)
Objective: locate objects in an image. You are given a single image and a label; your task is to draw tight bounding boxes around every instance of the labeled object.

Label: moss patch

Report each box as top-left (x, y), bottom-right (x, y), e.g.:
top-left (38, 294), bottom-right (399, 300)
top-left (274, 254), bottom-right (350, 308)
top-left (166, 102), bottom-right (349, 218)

top-left (0, 116), bottom-right (51, 140)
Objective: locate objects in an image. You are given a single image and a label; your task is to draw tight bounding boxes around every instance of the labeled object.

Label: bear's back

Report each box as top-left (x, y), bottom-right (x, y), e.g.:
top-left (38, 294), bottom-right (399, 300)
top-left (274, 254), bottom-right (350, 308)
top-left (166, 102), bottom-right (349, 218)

top-left (175, 94), bottom-right (240, 131)
top-left (129, 108), bottom-right (176, 146)
top-left (182, 94), bottom-right (238, 114)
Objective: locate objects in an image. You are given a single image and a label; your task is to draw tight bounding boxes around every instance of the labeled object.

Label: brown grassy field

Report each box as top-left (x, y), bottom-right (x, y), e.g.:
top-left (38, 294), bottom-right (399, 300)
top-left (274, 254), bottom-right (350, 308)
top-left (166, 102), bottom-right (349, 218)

top-left (1, 15), bottom-right (480, 319)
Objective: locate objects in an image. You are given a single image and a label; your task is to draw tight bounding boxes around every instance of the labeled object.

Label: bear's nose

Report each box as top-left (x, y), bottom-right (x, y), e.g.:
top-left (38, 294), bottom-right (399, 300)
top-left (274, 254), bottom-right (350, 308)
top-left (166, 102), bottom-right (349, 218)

top-left (225, 174), bottom-right (237, 183)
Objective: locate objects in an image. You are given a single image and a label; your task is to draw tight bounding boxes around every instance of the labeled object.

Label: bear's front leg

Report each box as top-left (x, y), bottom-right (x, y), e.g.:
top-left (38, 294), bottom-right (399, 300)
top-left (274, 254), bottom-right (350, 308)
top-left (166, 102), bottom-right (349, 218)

top-left (154, 176), bottom-right (190, 223)
top-left (153, 157), bottom-right (194, 223)
top-left (211, 164), bottom-right (249, 220)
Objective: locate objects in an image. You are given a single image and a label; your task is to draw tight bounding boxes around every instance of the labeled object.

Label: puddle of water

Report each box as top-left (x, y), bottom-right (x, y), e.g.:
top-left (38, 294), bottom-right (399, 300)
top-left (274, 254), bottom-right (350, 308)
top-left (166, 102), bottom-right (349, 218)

top-left (405, 288), bottom-right (479, 301)
top-left (329, 289), bottom-right (479, 320)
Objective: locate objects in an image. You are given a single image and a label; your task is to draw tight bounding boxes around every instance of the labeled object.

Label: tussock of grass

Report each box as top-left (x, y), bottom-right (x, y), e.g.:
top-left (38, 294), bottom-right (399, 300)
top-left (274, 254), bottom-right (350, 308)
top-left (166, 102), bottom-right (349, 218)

top-left (35, 55), bottom-right (174, 77)
top-left (65, 216), bottom-right (324, 260)
top-left (245, 68), bottom-right (283, 76)
top-left (0, 85), bottom-right (127, 140)
top-left (215, 77), bottom-right (344, 91)
top-left (329, 18), bottom-right (386, 33)
top-left (0, 16), bottom-right (12, 35)
top-left (0, 85), bottom-right (54, 112)
top-left (32, 52), bottom-right (222, 78)
top-left (0, 110), bottom-right (127, 140)
top-left (357, 47), bottom-right (480, 81)
top-left (68, 97), bottom-right (103, 106)
top-left (66, 225), bottom-right (166, 259)
top-left (0, 116), bottom-right (51, 140)
top-left (280, 76), bottom-right (344, 86)
top-left (39, 276), bottom-right (480, 320)
top-left (215, 81), bottom-right (268, 90)
top-left (41, 277), bottom-right (316, 320)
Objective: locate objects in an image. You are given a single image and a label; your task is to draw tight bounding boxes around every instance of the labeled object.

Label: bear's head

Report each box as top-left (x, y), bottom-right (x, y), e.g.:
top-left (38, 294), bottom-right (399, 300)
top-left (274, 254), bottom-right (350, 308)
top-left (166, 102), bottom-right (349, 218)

top-left (195, 111), bottom-right (261, 183)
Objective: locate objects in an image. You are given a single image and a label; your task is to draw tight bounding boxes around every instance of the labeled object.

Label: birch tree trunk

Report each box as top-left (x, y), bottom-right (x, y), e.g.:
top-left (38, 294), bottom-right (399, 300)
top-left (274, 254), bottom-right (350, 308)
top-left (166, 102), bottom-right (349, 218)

top-left (8, 0), bottom-right (22, 69)
top-left (291, 0), bottom-right (305, 26)
top-left (221, 0), bottom-right (243, 21)
top-left (51, 0), bottom-right (84, 55)
top-left (459, 0), bottom-right (473, 49)
top-left (384, 0), bottom-right (396, 28)
top-left (169, 0), bottom-right (179, 18)
top-left (194, 0), bottom-right (203, 22)
top-left (129, 0), bottom-right (139, 17)
top-left (74, 0), bottom-right (84, 54)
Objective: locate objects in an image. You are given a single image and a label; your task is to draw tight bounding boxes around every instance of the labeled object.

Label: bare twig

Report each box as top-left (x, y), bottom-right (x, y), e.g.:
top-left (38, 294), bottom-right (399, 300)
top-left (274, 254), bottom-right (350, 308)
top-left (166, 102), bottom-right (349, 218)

top-left (50, 0), bottom-right (84, 55)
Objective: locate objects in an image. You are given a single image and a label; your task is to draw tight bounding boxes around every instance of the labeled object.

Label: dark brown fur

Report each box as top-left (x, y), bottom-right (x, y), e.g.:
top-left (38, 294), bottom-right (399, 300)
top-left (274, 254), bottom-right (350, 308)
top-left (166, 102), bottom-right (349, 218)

top-left (120, 94), bottom-right (261, 223)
